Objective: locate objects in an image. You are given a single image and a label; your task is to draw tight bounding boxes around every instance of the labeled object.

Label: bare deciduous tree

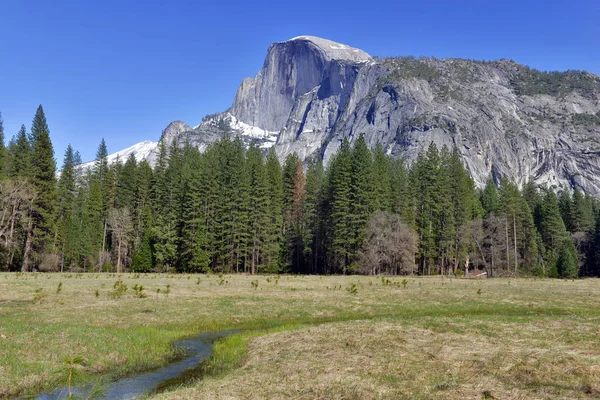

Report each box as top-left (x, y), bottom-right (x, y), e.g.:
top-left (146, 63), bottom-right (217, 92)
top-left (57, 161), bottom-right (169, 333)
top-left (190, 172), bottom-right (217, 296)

top-left (108, 208), bottom-right (133, 273)
top-left (0, 180), bottom-right (37, 271)
top-left (359, 211), bottom-right (418, 275)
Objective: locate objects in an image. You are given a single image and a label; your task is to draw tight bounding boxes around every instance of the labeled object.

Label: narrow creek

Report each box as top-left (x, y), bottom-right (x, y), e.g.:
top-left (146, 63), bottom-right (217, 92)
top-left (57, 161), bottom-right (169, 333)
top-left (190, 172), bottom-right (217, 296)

top-left (36, 330), bottom-right (238, 400)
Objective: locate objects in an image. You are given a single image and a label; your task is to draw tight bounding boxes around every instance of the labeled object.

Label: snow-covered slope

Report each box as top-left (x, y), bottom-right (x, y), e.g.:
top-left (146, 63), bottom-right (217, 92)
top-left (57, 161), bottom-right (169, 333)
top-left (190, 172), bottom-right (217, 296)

top-left (77, 140), bottom-right (158, 171)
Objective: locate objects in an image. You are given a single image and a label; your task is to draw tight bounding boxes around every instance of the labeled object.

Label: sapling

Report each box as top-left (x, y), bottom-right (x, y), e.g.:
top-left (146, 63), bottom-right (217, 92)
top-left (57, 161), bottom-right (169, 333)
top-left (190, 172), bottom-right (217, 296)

top-left (63, 356), bottom-right (84, 399)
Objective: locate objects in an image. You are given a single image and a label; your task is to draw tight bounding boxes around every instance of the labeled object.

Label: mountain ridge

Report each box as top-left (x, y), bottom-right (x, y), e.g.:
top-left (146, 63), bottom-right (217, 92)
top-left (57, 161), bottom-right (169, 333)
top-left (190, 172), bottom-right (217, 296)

top-left (98, 36), bottom-right (600, 194)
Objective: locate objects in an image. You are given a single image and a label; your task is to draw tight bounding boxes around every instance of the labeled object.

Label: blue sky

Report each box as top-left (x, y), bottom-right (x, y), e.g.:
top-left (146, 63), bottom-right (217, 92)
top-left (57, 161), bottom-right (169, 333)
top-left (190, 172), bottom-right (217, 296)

top-left (0, 0), bottom-right (598, 163)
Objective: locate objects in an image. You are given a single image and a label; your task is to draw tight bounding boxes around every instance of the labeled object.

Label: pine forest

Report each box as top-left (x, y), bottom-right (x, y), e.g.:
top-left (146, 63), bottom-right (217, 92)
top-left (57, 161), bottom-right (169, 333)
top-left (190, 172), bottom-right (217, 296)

top-left (1, 106), bottom-right (598, 279)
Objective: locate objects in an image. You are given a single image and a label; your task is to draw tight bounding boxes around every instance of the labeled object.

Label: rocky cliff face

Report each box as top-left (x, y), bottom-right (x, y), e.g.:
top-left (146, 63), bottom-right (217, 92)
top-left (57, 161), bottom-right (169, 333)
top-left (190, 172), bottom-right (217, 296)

top-left (144, 36), bottom-right (600, 194)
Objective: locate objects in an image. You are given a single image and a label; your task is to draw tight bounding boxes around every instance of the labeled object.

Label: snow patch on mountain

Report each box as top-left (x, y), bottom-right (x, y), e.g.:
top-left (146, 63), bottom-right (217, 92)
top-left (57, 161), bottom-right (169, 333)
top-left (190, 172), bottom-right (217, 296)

top-left (77, 140), bottom-right (158, 171)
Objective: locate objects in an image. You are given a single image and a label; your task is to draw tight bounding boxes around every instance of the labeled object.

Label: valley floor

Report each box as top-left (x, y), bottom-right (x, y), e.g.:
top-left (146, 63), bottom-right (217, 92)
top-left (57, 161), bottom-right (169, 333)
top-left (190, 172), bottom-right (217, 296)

top-left (1, 273), bottom-right (599, 399)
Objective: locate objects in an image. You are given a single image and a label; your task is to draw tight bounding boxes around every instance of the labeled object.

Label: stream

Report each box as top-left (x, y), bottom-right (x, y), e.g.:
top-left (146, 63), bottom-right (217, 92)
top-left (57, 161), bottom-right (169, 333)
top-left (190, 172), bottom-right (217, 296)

top-left (36, 330), bottom-right (237, 400)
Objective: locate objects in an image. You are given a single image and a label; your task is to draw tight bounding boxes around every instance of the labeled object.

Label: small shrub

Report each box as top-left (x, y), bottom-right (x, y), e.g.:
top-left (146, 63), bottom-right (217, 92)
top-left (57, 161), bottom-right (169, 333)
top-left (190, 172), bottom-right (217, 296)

top-left (251, 280), bottom-right (258, 290)
top-left (132, 284), bottom-right (147, 298)
top-left (108, 280), bottom-right (128, 299)
top-left (33, 288), bottom-right (47, 304)
top-left (346, 283), bottom-right (358, 295)
top-left (165, 284), bottom-right (171, 297)
top-left (101, 263), bottom-right (114, 273)
top-left (56, 281), bottom-right (63, 295)
top-left (401, 279), bottom-right (408, 289)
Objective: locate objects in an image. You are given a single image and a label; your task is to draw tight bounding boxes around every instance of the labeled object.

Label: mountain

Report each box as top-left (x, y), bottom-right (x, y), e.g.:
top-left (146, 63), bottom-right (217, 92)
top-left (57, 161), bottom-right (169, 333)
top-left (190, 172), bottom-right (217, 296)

top-left (77, 140), bottom-right (158, 172)
top-left (105, 36), bottom-right (600, 194)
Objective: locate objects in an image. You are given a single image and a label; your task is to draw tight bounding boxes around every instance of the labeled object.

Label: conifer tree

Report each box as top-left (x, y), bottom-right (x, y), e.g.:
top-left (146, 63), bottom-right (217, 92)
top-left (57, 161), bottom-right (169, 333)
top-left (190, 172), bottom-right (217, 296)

top-left (57, 145), bottom-right (77, 268)
top-left (447, 148), bottom-right (479, 273)
top-left (558, 190), bottom-right (573, 232)
top-left (85, 181), bottom-right (105, 268)
top-left (481, 176), bottom-right (500, 216)
top-left (411, 143), bottom-right (444, 274)
top-left (178, 146), bottom-right (210, 272)
top-left (572, 188), bottom-right (594, 232)
top-left (303, 159), bottom-right (325, 273)
top-left (0, 112), bottom-right (5, 179)
top-left (132, 232), bottom-right (153, 272)
top-left (390, 158), bottom-right (413, 225)
top-left (264, 147), bottom-right (283, 271)
top-left (245, 145), bottom-right (270, 274)
top-left (556, 237), bottom-right (579, 279)
top-left (9, 125), bottom-right (32, 178)
top-left (115, 153), bottom-right (137, 209)
top-left (540, 189), bottom-right (568, 263)
top-left (372, 142), bottom-right (392, 212)
top-left (328, 137), bottom-right (353, 273)
top-left (349, 134), bottom-right (376, 269)
top-left (28, 105), bottom-right (57, 264)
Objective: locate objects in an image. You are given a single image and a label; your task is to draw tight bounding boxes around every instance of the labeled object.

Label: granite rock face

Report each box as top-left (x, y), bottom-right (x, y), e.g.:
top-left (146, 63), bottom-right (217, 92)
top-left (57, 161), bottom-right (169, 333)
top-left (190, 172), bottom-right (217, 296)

top-left (156, 36), bottom-right (600, 194)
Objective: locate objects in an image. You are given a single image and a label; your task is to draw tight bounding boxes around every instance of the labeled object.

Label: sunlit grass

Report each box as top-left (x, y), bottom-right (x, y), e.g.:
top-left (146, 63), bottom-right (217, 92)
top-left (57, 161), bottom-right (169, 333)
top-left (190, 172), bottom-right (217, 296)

top-left (1, 273), bottom-right (599, 398)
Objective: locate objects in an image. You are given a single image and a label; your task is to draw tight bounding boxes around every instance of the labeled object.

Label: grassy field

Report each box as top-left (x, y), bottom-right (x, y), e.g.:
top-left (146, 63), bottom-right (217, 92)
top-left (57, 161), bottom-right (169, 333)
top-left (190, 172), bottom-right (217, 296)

top-left (1, 273), bottom-right (599, 399)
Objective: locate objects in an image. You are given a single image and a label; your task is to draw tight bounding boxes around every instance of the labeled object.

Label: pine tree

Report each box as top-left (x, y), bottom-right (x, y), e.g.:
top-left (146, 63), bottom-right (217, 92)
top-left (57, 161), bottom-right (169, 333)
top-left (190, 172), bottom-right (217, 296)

top-left (349, 134), bottom-right (376, 270)
top-left (281, 152), bottom-right (302, 270)
top-left (289, 160), bottom-right (306, 272)
top-left (56, 145), bottom-right (77, 269)
top-left (245, 145), bottom-right (270, 274)
top-left (178, 146), bottom-right (210, 272)
top-left (411, 143), bottom-right (444, 274)
top-left (115, 153), bottom-right (137, 209)
top-left (571, 188), bottom-right (594, 232)
top-left (540, 189), bottom-right (568, 266)
top-left (481, 176), bottom-right (500, 216)
top-left (27, 105), bottom-right (57, 267)
top-left (303, 159), bottom-right (325, 274)
top-left (447, 148), bottom-right (479, 273)
top-left (558, 190), bottom-right (573, 232)
top-left (390, 158), bottom-right (413, 225)
top-left (556, 237), bottom-right (579, 279)
top-left (264, 147), bottom-right (283, 271)
top-left (132, 232), bottom-right (153, 272)
top-left (8, 125), bottom-right (32, 178)
top-left (372, 142), bottom-right (392, 212)
top-left (0, 112), bottom-right (6, 179)
top-left (85, 181), bottom-right (105, 268)
top-left (328, 137), bottom-right (353, 273)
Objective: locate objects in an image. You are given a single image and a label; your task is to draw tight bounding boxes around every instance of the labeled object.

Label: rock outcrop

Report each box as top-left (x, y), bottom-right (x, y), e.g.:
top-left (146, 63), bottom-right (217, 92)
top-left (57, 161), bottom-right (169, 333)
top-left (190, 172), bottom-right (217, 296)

top-left (127, 36), bottom-right (600, 194)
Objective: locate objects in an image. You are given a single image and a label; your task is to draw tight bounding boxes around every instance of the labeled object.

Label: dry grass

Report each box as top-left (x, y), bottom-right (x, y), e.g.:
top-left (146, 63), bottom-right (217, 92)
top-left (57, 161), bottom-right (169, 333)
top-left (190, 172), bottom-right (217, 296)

top-left (158, 319), bottom-right (600, 400)
top-left (1, 273), bottom-right (599, 398)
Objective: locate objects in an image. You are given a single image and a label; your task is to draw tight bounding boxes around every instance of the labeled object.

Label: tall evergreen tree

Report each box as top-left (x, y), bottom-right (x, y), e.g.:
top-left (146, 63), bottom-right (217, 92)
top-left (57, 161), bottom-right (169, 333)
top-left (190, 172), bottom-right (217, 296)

top-left (56, 145), bottom-right (77, 269)
top-left (540, 189), bottom-right (568, 269)
top-left (27, 105), bottom-right (57, 268)
top-left (264, 147), bottom-right (283, 271)
top-left (481, 176), bottom-right (500, 216)
top-left (0, 112), bottom-right (6, 179)
top-left (328, 137), bottom-right (353, 273)
top-left (349, 134), bottom-right (376, 269)
top-left (556, 237), bottom-right (579, 279)
top-left (8, 125), bottom-right (32, 178)
top-left (572, 188), bottom-right (594, 232)
top-left (390, 158), bottom-right (413, 225)
top-left (372, 142), bottom-right (392, 212)
top-left (303, 159), bottom-right (325, 274)
top-left (558, 190), bottom-right (573, 232)
top-left (245, 145), bottom-right (271, 273)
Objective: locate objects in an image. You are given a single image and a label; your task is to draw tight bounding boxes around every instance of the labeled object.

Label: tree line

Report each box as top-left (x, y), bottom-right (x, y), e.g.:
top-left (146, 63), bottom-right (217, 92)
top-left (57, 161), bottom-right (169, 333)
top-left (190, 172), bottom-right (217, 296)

top-left (1, 106), bottom-right (599, 277)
